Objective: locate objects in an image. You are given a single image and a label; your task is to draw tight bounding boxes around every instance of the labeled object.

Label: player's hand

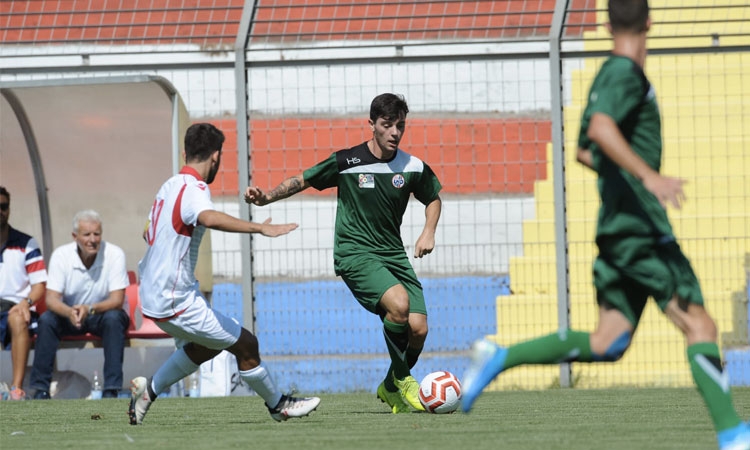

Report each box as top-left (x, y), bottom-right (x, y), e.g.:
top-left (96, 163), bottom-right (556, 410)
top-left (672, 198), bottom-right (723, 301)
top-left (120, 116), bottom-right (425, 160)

top-left (414, 233), bottom-right (435, 258)
top-left (9, 302), bottom-right (31, 324)
top-left (643, 173), bottom-right (687, 209)
top-left (70, 306), bottom-right (84, 328)
top-left (244, 186), bottom-right (268, 206)
top-left (258, 217), bottom-right (298, 237)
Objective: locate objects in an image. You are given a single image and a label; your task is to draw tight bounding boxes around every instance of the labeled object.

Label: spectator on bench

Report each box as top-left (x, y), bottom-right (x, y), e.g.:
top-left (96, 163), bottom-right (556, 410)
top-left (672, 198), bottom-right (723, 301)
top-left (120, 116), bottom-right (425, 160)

top-left (30, 210), bottom-right (129, 399)
top-left (0, 186), bottom-right (48, 401)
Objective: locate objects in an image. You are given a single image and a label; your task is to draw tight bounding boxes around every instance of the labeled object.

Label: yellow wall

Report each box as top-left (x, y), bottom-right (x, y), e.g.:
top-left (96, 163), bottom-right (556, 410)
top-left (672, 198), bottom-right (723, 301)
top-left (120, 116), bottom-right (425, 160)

top-left (486, 1), bottom-right (750, 390)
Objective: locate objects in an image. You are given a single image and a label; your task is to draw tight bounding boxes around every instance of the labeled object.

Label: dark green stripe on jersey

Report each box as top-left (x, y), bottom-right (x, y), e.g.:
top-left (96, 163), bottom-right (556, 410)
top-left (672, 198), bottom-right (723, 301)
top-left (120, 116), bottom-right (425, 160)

top-left (303, 142), bottom-right (442, 258)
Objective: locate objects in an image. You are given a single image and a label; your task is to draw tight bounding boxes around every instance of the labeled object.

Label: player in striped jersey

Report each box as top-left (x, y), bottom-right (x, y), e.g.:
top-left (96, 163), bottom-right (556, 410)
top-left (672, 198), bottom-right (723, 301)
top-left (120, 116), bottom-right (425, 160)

top-left (0, 186), bottom-right (47, 401)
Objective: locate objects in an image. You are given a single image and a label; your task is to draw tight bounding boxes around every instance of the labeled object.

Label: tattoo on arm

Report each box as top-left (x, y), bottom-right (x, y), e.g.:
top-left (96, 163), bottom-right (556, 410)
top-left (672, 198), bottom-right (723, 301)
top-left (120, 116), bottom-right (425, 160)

top-left (267, 176), bottom-right (304, 202)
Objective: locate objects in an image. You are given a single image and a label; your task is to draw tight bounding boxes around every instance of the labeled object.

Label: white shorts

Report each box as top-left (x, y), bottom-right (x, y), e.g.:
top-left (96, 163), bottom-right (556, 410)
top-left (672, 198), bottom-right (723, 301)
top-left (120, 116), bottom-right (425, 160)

top-left (156, 291), bottom-right (242, 350)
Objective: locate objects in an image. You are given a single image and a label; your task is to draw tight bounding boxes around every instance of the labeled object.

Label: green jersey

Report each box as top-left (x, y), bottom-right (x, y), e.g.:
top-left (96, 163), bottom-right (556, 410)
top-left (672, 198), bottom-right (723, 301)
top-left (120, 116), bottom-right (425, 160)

top-left (578, 55), bottom-right (673, 238)
top-left (303, 142), bottom-right (442, 260)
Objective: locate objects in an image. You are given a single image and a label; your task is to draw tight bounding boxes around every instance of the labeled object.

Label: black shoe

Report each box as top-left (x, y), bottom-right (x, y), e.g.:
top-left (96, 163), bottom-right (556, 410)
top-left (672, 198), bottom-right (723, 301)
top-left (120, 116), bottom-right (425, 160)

top-left (102, 389), bottom-right (119, 399)
top-left (33, 390), bottom-right (51, 400)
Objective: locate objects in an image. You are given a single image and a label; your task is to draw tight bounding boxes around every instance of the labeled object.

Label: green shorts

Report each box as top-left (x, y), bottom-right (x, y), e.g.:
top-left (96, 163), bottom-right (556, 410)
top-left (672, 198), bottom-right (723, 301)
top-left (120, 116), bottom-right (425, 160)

top-left (335, 253), bottom-right (427, 316)
top-left (593, 235), bottom-right (704, 328)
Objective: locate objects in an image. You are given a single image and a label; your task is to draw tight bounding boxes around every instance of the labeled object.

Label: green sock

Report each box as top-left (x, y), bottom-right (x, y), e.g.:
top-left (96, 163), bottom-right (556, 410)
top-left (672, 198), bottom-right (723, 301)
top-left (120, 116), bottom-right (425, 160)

top-left (406, 346), bottom-right (422, 369)
top-left (504, 330), bottom-right (593, 370)
top-left (385, 346), bottom-right (422, 391)
top-left (384, 364), bottom-right (397, 391)
top-left (383, 319), bottom-right (410, 382)
top-left (687, 342), bottom-right (741, 432)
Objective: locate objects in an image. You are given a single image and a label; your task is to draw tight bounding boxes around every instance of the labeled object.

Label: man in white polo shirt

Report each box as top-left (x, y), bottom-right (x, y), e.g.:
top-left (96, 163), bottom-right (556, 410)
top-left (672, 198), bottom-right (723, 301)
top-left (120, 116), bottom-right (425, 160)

top-left (0, 186), bottom-right (48, 401)
top-left (30, 210), bottom-right (129, 399)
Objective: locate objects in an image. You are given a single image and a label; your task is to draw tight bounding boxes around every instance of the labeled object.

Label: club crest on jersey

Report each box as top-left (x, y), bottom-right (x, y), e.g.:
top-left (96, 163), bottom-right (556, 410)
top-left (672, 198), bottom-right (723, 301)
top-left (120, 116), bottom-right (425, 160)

top-left (358, 174), bottom-right (375, 189)
top-left (391, 174), bottom-right (405, 189)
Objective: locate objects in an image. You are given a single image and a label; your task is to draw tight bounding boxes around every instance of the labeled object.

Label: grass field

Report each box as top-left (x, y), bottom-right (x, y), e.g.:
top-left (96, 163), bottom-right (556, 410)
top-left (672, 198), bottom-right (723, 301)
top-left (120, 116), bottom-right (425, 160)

top-left (2, 387), bottom-right (749, 450)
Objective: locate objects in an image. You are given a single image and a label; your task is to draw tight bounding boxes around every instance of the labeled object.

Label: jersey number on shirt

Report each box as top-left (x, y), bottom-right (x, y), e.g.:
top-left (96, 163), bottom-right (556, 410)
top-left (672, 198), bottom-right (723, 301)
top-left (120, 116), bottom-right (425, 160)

top-left (146, 199), bottom-right (165, 246)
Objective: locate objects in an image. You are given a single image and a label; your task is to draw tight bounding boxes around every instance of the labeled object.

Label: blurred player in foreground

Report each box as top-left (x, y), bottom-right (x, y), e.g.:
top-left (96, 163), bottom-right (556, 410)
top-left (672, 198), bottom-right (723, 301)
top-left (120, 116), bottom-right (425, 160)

top-left (460, 2), bottom-right (749, 449)
top-left (129, 123), bottom-right (320, 424)
top-left (245, 93), bottom-right (442, 413)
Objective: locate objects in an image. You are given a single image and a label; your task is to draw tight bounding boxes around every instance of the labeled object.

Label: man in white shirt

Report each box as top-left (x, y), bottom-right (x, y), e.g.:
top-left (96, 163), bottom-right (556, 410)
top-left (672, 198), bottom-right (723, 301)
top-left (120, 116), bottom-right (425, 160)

top-left (129, 122), bottom-right (320, 425)
top-left (30, 210), bottom-right (129, 399)
top-left (0, 186), bottom-right (48, 401)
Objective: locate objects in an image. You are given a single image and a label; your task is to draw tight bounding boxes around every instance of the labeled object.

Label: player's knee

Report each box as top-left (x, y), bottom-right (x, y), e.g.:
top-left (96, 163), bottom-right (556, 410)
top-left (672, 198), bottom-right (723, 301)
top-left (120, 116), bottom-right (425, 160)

top-left (380, 285), bottom-right (410, 322)
top-left (594, 331), bottom-right (631, 362)
top-left (7, 310), bottom-right (27, 330)
top-left (101, 309), bottom-right (128, 329)
top-left (410, 327), bottom-right (427, 346)
top-left (36, 311), bottom-right (56, 330)
top-left (231, 329), bottom-right (261, 367)
top-left (688, 312), bottom-right (717, 342)
top-left (385, 302), bottom-right (409, 324)
top-left (409, 317), bottom-right (428, 340)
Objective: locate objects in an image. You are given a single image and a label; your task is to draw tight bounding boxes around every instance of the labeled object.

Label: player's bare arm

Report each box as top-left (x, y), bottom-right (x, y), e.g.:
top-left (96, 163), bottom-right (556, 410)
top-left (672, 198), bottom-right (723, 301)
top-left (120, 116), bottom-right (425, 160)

top-left (197, 209), bottom-right (298, 237)
top-left (414, 196), bottom-right (442, 258)
top-left (576, 147), bottom-right (594, 170)
top-left (44, 290), bottom-right (83, 328)
top-left (244, 175), bottom-right (310, 206)
top-left (588, 112), bottom-right (686, 209)
top-left (85, 289), bottom-right (126, 317)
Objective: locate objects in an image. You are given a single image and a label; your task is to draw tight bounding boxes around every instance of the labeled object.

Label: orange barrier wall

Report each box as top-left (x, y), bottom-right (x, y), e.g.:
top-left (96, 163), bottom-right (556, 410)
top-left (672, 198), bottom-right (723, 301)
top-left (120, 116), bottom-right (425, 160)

top-left (208, 117), bottom-right (550, 196)
top-left (1, 0), bottom-right (594, 44)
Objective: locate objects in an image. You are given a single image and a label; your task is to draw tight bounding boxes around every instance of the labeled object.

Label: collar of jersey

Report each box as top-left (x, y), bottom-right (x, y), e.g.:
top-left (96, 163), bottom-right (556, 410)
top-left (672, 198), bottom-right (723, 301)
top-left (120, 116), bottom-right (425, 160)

top-left (179, 166), bottom-right (203, 181)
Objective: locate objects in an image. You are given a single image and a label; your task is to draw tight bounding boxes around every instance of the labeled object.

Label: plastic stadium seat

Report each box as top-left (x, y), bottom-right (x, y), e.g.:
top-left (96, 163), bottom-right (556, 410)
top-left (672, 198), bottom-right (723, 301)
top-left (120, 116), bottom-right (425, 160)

top-left (126, 284), bottom-right (170, 340)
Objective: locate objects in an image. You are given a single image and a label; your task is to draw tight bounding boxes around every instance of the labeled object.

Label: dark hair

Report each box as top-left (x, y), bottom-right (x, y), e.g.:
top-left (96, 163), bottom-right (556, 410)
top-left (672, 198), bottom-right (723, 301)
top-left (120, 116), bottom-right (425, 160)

top-left (370, 93), bottom-right (409, 122)
top-left (609, 0), bottom-right (649, 33)
top-left (0, 186), bottom-right (8, 201)
top-left (184, 123), bottom-right (225, 163)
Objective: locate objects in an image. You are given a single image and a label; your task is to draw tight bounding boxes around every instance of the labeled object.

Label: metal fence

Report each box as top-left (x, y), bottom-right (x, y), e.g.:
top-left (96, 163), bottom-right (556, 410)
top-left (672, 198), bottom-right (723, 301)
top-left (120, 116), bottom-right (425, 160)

top-left (1, 0), bottom-right (748, 393)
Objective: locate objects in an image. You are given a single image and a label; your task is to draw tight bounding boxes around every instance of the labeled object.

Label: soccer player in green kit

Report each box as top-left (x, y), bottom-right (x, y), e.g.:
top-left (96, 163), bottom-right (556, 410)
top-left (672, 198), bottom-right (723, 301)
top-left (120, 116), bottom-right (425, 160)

top-left (244, 93), bottom-right (442, 414)
top-left (460, 1), bottom-right (749, 448)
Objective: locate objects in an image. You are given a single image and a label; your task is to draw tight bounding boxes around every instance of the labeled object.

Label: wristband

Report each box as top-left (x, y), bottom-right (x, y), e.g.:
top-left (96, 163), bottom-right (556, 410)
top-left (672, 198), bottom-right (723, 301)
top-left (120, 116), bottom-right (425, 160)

top-left (26, 297), bottom-right (33, 306)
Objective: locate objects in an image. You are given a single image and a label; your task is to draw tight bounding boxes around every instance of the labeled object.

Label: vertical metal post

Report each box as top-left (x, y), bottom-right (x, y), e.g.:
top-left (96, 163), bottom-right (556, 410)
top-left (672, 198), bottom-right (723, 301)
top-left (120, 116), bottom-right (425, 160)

top-left (171, 92), bottom-right (180, 174)
top-left (549, 0), bottom-right (572, 388)
top-left (1, 89), bottom-right (53, 264)
top-left (234, 1), bottom-right (259, 331)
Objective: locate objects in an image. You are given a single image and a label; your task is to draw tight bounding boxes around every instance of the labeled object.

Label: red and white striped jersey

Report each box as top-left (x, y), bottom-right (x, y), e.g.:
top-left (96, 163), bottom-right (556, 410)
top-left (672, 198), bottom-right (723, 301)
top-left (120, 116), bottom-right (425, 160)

top-left (138, 166), bottom-right (213, 319)
top-left (0, 227), bottom-right (47, 303)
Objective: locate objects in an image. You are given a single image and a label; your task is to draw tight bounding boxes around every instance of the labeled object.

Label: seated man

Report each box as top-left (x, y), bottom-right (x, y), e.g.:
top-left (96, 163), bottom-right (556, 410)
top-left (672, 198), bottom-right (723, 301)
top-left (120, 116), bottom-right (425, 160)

top-left (30, 210), bottom-right (129, 399)
top-left (0, 186), bottom-right (48, 401)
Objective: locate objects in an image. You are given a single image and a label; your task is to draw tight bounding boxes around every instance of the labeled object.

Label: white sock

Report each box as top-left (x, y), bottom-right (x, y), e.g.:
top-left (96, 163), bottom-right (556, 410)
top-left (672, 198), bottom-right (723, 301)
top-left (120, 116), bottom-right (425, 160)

top-left (152, 347), bottom-right (200, 395)
top-left (240, 364), bottom-right (282, 408)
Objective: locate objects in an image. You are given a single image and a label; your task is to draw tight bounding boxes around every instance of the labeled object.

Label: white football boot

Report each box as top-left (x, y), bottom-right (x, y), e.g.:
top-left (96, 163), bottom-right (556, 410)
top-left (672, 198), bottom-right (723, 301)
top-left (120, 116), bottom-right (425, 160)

top-left (128, 376), bottom-right (154, 425)
top-left (267, 394), bottom-right (321, 422)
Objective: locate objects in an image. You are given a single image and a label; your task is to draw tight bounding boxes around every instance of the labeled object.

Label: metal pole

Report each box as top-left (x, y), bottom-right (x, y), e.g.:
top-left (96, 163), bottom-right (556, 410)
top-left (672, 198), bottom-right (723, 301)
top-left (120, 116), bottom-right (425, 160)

top-left (1, 88), bottom-right (53, 264)
top-left (549, 0), bottom-right (572, 388)
top-left (234, 1), bottom-right (259, 331)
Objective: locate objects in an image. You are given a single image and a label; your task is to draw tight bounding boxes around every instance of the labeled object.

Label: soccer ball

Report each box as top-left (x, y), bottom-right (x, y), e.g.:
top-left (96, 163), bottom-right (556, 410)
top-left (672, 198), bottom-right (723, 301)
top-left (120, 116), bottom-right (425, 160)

top-left (418, 370), bottom-right (462, 414)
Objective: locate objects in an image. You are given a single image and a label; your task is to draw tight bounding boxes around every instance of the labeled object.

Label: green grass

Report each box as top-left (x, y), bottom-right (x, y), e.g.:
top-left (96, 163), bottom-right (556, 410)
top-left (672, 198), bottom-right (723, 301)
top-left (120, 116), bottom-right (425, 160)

top-left (2, 388), bottom-right (749, 449)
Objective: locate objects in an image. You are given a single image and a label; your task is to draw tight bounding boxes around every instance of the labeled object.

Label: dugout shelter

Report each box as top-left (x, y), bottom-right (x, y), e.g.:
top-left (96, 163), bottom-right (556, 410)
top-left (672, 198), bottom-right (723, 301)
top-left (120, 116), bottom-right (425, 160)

top-left (0, 75), bottom-right (212, 290)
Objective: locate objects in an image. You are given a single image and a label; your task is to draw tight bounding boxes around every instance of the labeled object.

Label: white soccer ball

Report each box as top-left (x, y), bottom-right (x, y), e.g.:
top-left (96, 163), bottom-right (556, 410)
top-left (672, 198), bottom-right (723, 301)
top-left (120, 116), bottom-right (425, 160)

top-left (418, 370), bottom-right (462, 414)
